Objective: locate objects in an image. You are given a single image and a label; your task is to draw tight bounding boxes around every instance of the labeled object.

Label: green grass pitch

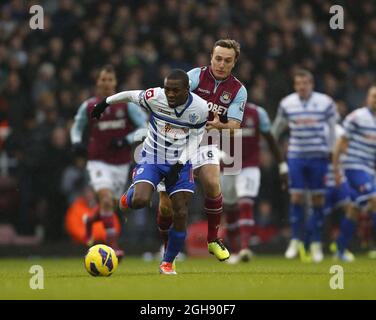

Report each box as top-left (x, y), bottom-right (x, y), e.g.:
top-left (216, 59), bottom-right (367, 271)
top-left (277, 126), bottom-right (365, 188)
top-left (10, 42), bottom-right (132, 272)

top-left (1, 255), bottom-right (375, 300)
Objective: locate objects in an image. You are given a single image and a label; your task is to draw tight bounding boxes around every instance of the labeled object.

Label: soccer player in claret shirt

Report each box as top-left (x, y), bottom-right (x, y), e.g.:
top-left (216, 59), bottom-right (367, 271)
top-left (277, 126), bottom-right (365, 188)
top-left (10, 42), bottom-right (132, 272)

top-left (156, 39), bottom-right (247, 262)
top-left (70, 65), bottom-right (147, 259)
top-left (272, 69), bottom-right (337, 263)
top-left (91, 69), bottom-right (208, 274)
top-left (222, 102), bottom-right (288, 264)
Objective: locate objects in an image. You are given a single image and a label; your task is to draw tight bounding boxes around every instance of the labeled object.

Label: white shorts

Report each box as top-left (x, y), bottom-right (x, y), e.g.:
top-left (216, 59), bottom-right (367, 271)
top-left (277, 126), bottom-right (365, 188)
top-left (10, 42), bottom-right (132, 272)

top-left (156, 145), bottom-right (220, 192)
top-left (191, 145), bottom-right (220, 170)
top-left (221, 167), bottom-right (261, 205)
top-left (87, 160), bottom-right (130, 199)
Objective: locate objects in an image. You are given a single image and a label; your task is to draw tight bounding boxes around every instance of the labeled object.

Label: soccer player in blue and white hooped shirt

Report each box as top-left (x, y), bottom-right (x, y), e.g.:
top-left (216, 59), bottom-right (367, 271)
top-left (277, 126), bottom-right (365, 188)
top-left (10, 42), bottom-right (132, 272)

top-left (332, 85), bottom-right (376, 261)
top-left (272, 69), bottom-right (337, 262)
top-left (91, 69), bottom-right (208, 275)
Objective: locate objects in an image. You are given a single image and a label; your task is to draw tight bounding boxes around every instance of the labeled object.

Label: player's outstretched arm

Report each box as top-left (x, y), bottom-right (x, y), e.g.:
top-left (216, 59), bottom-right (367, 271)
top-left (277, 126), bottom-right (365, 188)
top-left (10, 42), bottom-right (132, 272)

top-left (91, 90), bottom-right (144, 119)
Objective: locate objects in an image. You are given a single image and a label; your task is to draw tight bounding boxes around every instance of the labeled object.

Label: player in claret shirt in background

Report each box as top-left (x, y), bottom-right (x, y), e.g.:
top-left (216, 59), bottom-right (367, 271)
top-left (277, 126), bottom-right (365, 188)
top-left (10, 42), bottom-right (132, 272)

top-left (156, 39), bottom-right (247, 262)
top-left (91, 69), bottom-right (208, 274)
top-left (70, 65), bottom-right (147, 259)
top-left (222, 102), bottom-right (288, 264)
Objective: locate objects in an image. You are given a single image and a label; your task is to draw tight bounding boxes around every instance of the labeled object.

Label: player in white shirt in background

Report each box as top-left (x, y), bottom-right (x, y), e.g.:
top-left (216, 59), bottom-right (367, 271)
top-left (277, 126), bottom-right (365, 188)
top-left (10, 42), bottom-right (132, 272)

top-left (332, 85), bottom-right (376, 261)
top-left (272, 69), bottom-right (337, 262)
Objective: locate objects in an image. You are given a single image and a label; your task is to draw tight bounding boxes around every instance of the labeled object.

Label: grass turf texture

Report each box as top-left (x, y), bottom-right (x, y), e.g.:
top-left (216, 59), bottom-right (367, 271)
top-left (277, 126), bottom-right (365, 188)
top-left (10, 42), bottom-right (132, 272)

top-left (0, 256), bottom-right (375, 300)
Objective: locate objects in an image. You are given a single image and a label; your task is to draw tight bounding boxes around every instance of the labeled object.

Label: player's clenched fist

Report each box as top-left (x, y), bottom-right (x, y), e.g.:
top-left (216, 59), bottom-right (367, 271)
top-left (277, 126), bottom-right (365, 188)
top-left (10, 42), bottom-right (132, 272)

top-left (91, 99), bottom-right (109, 119)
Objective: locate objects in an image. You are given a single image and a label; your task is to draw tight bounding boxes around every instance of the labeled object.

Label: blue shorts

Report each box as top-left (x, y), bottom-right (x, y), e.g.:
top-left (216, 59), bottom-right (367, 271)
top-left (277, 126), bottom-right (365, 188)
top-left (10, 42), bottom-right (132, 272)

top-left (131, 162), bottom-right (195, 196)
top-left (287, 157), bottom-right (329, 193)
top-left (345, 169), bottom-right (376, 207)
top-left (324, 181), bottom-right (352, 215)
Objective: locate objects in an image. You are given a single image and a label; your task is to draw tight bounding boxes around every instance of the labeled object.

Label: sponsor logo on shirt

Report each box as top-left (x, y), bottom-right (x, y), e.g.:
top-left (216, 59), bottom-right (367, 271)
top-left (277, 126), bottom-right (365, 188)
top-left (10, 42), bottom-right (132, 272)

top-left (207, 102), bottom-right (228, 115)
top-left (162, 123), bottom-right (189, 138)
top-left (294, 118), bottom-right (318, 125)
top-left (158, 108), bottom-right (172, 116)
top-left (197, 88), bottom-right (211, 94)
top-left (98, 119), bottom-right (126, 130)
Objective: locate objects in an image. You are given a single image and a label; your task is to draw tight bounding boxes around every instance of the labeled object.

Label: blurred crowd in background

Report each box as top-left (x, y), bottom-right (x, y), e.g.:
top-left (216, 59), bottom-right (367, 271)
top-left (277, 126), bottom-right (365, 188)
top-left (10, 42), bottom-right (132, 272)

top-left (0, 0), bottom-right (375, 251)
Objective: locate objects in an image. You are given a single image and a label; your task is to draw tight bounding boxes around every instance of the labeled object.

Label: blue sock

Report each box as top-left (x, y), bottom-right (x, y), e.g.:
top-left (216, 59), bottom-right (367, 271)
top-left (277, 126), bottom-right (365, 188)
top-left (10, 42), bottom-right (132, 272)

top-left (311, 206), bottom-right (324, 243)
top-left (289, 203), bottom-right (304, 240)
top-left (336, 216), bottom-right (356, 255)
top-left (163, 228), bottom-right (187, 263)
top-left (304, 207), bottom-right (324, 249)
top-left (126, 186), bottom-right (135, 208)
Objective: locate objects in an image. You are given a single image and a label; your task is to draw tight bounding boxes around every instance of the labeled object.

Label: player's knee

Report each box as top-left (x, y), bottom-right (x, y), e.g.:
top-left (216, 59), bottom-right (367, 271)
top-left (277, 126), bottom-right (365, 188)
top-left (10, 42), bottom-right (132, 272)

top-left (368, 196), bottom-right (376, 212)
top-left (159, 193), bottom-right (173, 217)
top-left (203, 179), bottom-right (221, 198)
top-left (347, 204), bottom-right (359, 220)
top-left (290, 193), bottom-right (304, 204)
top-left (159, 205), bottom-right (173, 217)
top-left (312, 194), bottom-right (325, 207)
top-left (132, 193), bottom-right (150, 208)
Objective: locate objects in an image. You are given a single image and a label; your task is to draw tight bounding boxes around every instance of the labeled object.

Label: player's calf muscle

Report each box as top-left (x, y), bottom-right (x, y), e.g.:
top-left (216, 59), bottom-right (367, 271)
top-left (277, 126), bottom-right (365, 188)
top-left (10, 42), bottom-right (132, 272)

top-left (172, 207), bottom-right (188, 231)
top-left (159, 192), bottom-right (173, 217)
top-left (199, 166), bottom-right (221, 197)
top-left (132, 193), bottom-right (150, 208)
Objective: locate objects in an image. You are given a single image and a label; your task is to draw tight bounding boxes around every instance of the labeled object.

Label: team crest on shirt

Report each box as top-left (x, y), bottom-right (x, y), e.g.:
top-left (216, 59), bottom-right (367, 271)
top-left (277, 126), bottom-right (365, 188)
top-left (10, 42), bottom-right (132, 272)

top-left (189, 113), bottom-right (199, 124)
top-left (219, 91), bottom-right (232, 104)
top-left (115, 109), bottom-right (125, 118)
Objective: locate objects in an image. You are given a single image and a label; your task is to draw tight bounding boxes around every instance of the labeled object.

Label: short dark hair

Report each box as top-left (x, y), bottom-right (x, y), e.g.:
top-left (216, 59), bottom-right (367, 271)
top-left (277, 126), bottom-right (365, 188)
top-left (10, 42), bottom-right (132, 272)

top-left (101, 64), bottom-right (115, 73)
top-left (97, 64), bottom-right (116, 80)
top-left (212, 39), bottom-right (241, 60)
top-left (294, 69), bottom-right (314, 81)
top-left (166, 69), bottom-right (189, 87)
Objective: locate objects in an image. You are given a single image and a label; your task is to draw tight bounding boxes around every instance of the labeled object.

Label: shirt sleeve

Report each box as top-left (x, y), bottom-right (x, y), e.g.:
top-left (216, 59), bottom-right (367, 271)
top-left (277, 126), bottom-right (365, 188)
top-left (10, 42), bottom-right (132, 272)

top-left (227, 85), bottom-right (247, 122)
top-left (70, 101), bottom-right (88, 144)
top-left (343, 112), bottom-right (357, 139)
top-left (325, 101), bottom-right (338, 121)
top-left (106, 90), bottom-right (144, 106)
top-left (187, 68), bottom-right (201, 91)
top-left (127, 102), bottom-right (148, 128)
top-left (256, 106), bottom-right (272, 133)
